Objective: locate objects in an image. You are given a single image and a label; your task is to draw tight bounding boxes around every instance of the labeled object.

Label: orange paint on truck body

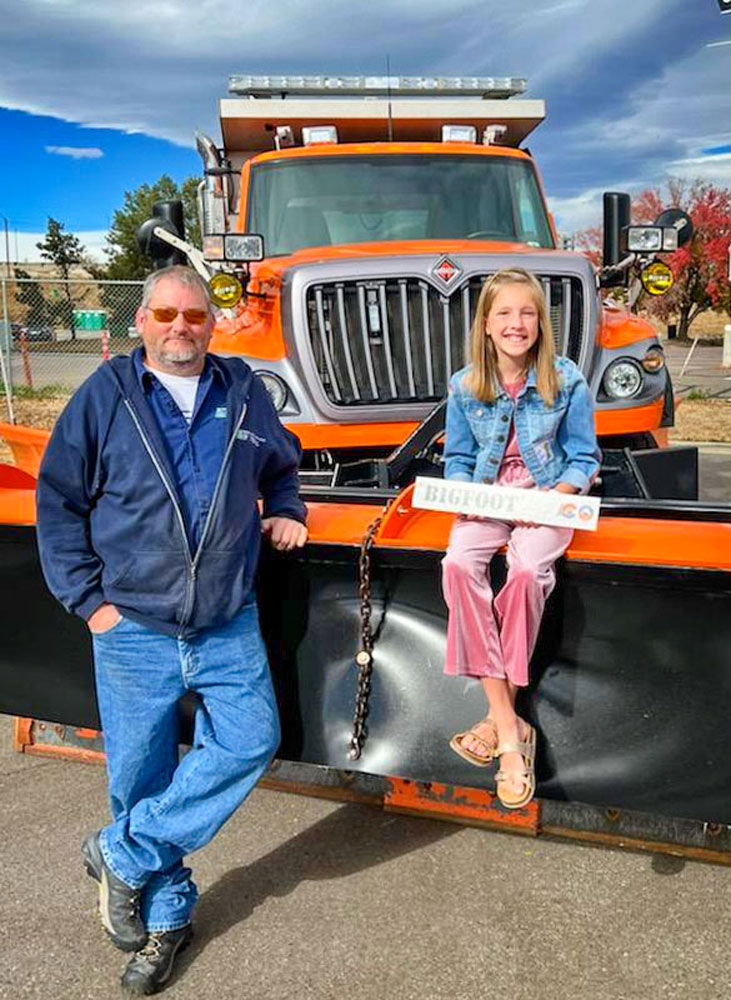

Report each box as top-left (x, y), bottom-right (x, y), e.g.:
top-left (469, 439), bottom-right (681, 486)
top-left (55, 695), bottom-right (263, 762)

top-left (594, 398), bottom-right (664, 436)
top-left (3, 486), bottom-right (728, 575)
top-left (598, 306), bottom-right (659, 350)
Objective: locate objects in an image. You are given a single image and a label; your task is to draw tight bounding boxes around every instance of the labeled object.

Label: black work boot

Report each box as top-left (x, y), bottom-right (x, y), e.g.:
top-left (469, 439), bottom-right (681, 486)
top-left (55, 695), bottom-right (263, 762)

top-left (121, 925), bottom-right (193, 995)
top-left (81, 831), bottom-right (147, 952)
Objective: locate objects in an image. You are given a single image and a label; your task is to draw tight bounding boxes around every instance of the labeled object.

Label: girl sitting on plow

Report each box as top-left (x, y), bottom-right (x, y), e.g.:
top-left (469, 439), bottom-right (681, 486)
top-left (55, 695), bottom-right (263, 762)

top-left (442, 267), bottom-right (600, 809)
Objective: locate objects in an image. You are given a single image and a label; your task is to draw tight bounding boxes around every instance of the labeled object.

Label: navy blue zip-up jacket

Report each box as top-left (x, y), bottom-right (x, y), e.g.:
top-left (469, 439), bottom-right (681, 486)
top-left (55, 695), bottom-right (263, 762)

top-left (36, 352), bottom-right (306, 639)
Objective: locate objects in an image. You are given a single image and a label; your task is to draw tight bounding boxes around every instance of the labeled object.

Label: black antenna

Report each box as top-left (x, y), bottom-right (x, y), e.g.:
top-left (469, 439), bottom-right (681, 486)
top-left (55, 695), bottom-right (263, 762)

top-left (386, 55), bottom-right (394, 141)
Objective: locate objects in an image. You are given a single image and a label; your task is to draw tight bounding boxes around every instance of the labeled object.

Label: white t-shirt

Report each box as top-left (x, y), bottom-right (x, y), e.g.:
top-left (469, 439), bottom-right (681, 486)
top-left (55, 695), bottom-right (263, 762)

top-left (146, 367), bottom-right (200, 424)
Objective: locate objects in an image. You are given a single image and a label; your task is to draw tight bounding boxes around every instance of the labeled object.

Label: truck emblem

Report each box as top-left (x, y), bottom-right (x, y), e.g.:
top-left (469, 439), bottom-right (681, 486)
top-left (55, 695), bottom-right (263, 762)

top-left (431, 255), bottom-right (462, 290)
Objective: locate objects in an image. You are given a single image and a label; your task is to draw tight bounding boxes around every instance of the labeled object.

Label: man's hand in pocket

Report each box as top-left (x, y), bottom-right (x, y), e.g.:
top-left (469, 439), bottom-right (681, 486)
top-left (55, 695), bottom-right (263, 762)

top-left (87, 603), bottom-right (122, 634)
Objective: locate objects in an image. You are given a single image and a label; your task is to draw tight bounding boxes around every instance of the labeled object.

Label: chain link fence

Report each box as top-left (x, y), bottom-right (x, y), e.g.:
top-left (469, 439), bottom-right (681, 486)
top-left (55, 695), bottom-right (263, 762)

top-left (1, 277), bottom-right (144, 422)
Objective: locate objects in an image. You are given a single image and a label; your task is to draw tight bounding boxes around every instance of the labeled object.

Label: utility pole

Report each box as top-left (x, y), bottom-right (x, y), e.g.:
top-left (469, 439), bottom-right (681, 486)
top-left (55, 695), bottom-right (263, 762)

top-left (0, 215), bottom-right (10, 277)
top-left (0, 213), bottom-right (12, 418)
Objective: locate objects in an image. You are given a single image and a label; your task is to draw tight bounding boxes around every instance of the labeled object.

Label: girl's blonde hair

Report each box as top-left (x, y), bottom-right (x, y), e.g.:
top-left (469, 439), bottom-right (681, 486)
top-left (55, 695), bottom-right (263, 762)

top-left (465, 268), bottom-right (559, 406)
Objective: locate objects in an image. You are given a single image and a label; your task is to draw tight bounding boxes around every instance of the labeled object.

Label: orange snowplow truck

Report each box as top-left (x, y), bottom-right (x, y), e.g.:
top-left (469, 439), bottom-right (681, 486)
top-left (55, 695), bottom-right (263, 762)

top-left (138, 74), bottom-right (689, 480)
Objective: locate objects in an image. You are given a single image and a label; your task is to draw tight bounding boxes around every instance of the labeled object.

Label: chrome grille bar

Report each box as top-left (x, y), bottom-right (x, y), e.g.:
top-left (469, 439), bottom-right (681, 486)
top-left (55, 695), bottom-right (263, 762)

top-left (314, 287), bottom-right (342, 402)
top-left (419, 282), bottom-right (435, 396)
top-left (399, 280), bottom-right (416, 397)
top-left (462, 283), bottom-right (471, 353)
top-left (378, 283), bottom-right (398, 398)
top-left (442, 296), bottom-right (452, 384)
top-left (336, 283), bottom-right (360, 400)
top-left (561, 277), bottom-right (572, 355)
top-left (356, 284), bottom-right (379, 398)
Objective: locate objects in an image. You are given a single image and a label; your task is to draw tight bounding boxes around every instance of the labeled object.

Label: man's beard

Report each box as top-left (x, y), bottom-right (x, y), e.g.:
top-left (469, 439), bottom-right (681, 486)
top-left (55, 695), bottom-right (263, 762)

top-left (157, 344), bottom-right (200, 366)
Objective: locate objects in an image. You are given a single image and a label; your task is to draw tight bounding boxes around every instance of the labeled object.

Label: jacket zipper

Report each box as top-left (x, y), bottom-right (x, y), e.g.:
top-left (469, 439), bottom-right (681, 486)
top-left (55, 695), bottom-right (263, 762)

top-left (123, 399), bottom-right (196, 629)
top-left (191, 403), bottom-right (248, 575)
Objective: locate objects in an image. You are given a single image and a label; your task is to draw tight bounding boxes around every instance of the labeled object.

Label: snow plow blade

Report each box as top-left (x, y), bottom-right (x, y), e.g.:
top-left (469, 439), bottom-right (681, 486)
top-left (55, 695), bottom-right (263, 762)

top-left (2, 477), bottom-right (731, 860)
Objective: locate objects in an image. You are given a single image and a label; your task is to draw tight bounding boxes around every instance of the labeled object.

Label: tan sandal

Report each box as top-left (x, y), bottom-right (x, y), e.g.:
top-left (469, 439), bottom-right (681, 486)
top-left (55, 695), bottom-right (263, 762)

top-left (449, 717), bottom-right (498, 768)
top-left (495, 725), bottom-right (537, 809)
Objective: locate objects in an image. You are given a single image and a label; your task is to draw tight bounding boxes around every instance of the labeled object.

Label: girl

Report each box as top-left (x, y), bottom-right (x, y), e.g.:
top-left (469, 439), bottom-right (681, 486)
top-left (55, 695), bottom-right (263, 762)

top-left (442, 267), bottom-right (600, 809)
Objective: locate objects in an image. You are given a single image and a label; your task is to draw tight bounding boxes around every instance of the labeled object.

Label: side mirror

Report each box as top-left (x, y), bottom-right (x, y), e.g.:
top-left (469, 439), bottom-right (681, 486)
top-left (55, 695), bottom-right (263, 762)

top-left (602, 192), bottom-right (631, 270)
top-left (653, 208), bottom-right (694, 248)
top-left (136, 200), bottom-right (187, 268)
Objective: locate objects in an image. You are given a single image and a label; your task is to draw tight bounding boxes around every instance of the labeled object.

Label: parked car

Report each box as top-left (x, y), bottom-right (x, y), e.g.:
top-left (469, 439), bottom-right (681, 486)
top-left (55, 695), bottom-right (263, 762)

top-left (17, 325), bottom-right (53, 342)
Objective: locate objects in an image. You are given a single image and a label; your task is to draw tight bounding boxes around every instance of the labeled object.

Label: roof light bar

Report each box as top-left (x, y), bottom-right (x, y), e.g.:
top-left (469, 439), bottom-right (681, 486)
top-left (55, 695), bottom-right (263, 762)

top-left (229, 74), bottom-right (526, 99)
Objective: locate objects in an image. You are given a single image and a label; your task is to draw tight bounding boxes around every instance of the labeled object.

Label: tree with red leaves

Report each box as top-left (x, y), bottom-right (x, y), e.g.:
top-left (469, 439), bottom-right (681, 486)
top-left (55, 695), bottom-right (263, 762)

top-left (575, 179), bottom-right (731, 338)
top-left (633, 179), bottom-right (731, 339)
top-left (575, 225), bottom-right (602, 269)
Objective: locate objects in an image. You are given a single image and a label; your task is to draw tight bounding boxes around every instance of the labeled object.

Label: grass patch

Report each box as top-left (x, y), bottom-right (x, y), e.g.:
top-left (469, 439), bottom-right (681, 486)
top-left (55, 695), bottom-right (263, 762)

top-left (9, 384), bottom-right (71, 401)
top-left (670, 398), bottom-right (731, 444)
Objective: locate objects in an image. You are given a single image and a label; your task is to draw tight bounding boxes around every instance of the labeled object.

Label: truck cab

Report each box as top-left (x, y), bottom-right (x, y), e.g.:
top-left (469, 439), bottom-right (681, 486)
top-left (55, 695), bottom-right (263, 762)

top-left (164, 75), bottom-right (675, 470)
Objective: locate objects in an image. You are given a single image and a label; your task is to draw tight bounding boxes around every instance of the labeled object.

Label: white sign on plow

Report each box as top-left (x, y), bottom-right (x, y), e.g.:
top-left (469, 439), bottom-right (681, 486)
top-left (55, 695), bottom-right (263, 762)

top-left (412, 477), bottom-right (601, 531)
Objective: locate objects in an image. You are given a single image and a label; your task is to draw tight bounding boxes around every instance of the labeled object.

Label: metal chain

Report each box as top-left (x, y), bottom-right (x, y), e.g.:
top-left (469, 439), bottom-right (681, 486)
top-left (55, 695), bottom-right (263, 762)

top-left (347, 510), bottom-right (386, 760)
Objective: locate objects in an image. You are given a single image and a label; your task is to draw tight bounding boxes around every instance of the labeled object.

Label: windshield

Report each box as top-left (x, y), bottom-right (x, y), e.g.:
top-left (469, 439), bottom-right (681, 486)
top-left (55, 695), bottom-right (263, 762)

top-left (247, 154), bottom-right (554, 256)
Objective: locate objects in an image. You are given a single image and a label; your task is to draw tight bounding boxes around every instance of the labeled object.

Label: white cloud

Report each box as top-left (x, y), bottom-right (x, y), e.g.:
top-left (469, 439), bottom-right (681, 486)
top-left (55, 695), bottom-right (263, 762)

top-left (665, 152), bottom-right (731, 185)
top-left (12, 230), bottom-right (109, 263)
top-left (588, 45), bottom-right (731, 159)
top-left (45, 145), bottom-right (103, 159)
top-left (547, 188), bottom-right (605, 234)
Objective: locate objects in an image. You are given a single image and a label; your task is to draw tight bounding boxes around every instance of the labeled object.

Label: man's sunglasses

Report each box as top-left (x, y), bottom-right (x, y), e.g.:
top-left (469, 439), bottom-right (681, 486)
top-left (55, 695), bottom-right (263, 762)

top-left (147, 306), bottom-right (209, 325)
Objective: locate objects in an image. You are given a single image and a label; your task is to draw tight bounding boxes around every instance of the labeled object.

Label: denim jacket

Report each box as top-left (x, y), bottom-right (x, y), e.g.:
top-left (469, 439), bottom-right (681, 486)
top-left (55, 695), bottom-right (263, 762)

top-left (444, 357), bottom-right (601, 493)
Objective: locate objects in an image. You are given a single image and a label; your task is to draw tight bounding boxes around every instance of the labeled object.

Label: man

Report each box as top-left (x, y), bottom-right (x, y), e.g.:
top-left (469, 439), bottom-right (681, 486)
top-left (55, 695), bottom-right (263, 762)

top-left (37, 265), bottom-right (307, 995)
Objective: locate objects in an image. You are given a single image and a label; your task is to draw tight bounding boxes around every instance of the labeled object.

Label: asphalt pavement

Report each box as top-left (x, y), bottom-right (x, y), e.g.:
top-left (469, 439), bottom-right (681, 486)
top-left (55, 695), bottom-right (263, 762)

top-left (665, 340), bottom-right (731, 399)
top-left (2, 714), bottom-right (731, 1000)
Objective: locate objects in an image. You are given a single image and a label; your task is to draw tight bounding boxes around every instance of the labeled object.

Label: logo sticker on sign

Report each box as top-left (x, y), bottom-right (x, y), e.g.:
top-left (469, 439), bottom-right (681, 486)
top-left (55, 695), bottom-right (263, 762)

top-left (412, 477), bottom-right (601, 531)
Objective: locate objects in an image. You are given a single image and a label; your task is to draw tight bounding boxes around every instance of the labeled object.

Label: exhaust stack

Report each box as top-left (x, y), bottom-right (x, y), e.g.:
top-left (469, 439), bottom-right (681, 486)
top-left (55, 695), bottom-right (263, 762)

top-left (196, 132), bottom-right (232, 237)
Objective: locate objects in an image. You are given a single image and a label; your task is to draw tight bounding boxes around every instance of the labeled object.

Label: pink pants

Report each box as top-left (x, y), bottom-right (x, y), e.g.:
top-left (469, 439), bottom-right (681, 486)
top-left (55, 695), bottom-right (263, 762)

top-left (441, 516), bottom-right (573, 687)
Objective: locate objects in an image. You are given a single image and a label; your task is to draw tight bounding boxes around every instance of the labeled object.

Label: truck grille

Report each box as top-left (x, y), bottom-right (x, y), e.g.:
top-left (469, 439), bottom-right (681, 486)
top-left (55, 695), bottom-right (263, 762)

top-left (305, 274), bottom-right (584, 405)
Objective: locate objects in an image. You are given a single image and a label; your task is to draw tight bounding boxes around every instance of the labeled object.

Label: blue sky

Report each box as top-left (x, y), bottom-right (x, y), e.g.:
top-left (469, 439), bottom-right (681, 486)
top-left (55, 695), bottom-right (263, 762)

top-left (0, 0), bottom-right (729, 260)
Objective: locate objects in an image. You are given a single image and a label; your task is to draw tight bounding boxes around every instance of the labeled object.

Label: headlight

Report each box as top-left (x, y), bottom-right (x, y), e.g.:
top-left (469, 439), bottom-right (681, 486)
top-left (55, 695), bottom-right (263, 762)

top-left (603, 360), bottom-right (643, 399)
top-left (224, 233), bottom-right (264, 262)
top-left (623, 226), bottom-right (678, 253)
top-left (256, 371), bottom-right (288, 412)
top-left (641, 347), bottom-right (665, 373)
top-left (626, 226), bottom-right (663, 252)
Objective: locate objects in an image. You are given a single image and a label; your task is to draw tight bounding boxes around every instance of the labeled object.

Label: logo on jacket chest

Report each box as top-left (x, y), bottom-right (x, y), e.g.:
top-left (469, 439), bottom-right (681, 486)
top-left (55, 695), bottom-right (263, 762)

top-left (236, 429), bottom-right (266, 447)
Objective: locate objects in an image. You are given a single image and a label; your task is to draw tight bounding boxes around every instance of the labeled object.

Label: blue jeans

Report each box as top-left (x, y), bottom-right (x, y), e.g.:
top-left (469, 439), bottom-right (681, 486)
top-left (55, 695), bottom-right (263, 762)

top-left (91, 601), bottom-right (280, 932)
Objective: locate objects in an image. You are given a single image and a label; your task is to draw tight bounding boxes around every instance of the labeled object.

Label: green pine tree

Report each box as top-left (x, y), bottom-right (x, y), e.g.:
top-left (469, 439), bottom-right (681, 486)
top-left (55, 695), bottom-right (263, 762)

top-left (14, 267), bottom-right (49, 329)
top-left (36, 218), bottom-right (86, 339)
top-left (105, 175), bottom-right (201, 280)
